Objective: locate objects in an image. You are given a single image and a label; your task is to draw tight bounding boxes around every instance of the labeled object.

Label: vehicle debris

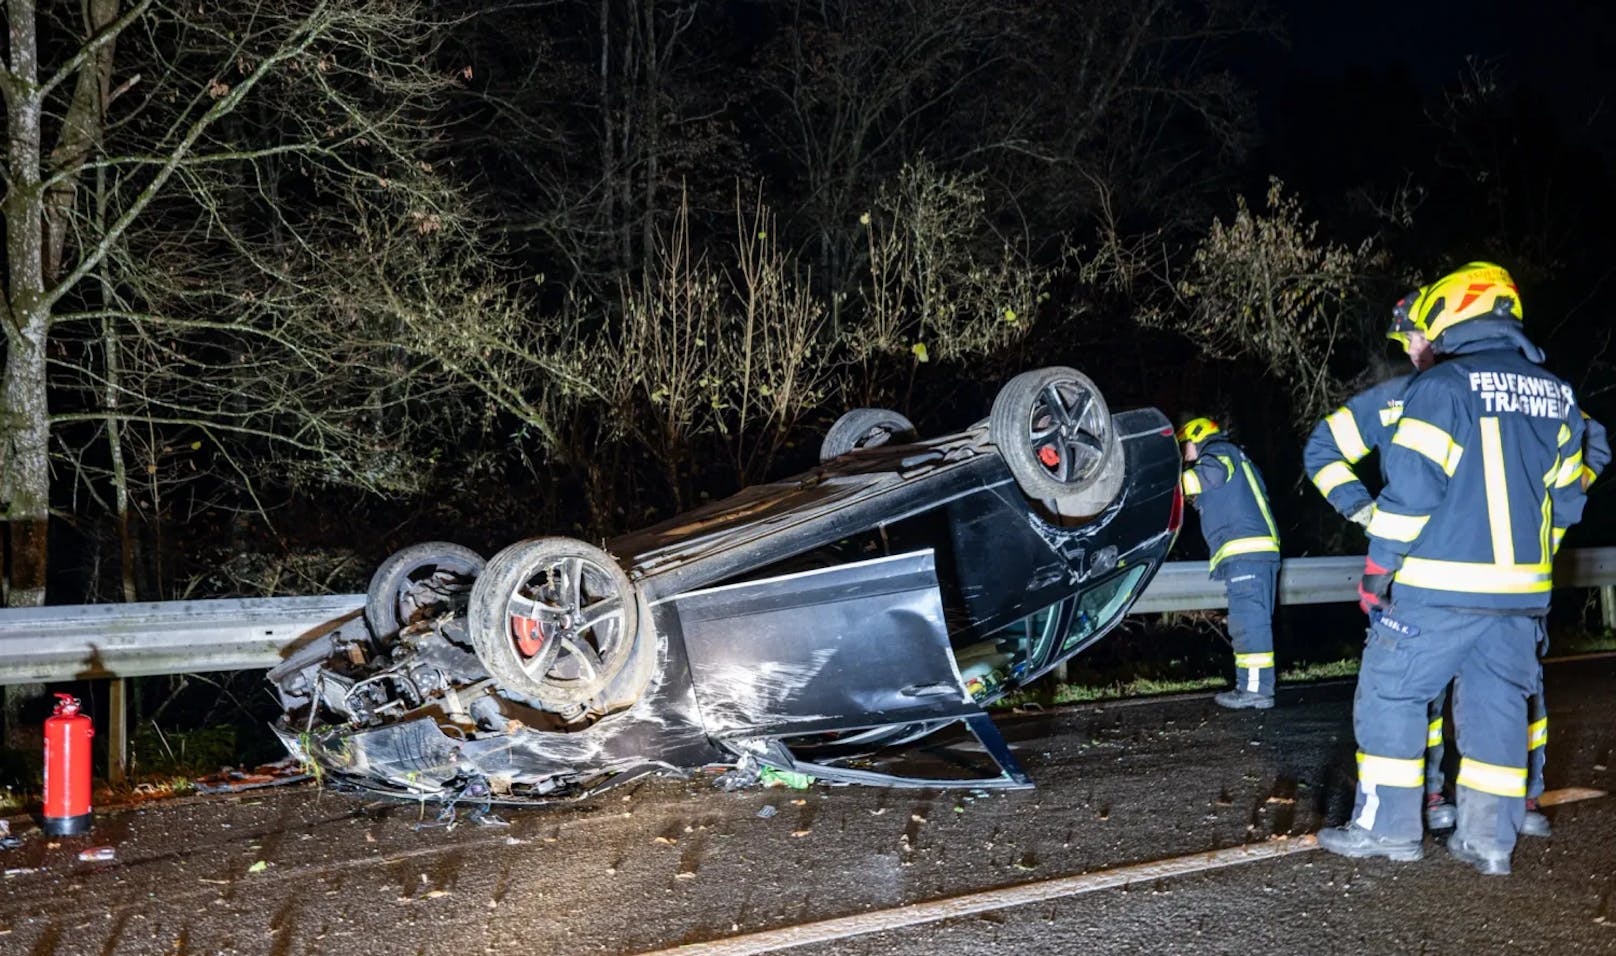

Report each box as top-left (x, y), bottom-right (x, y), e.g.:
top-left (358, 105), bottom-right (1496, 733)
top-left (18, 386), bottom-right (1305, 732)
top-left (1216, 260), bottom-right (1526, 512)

top-left (194, 757), bottom-right (310, 794)
top-left (76, 846), bottom-right (115, 862)
top-left (760, 769), bottom-right (814, 790)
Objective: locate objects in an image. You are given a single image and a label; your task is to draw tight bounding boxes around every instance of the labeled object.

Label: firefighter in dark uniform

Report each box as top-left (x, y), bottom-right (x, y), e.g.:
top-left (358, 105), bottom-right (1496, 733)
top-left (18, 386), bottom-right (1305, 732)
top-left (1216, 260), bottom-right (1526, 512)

top-left (1303, 291), bottom-right (1468, 827)
top-left (1520, 410), bottom-right (1608, 834)
top-left (1316, 262), bottom-right (1589, 875)
top-left (1177, 418), bottom-right (1282, 709)
top-left (1310, 331), bottom-right (1611, 838)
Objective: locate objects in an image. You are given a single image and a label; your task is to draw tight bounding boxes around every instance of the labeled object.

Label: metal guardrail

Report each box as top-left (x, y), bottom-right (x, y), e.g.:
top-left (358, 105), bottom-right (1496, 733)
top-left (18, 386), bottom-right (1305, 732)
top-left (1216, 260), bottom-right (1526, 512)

top-left (0, 549), bottom-right (1613, 686)
top-left (0, 594), bottom-right (364, 686)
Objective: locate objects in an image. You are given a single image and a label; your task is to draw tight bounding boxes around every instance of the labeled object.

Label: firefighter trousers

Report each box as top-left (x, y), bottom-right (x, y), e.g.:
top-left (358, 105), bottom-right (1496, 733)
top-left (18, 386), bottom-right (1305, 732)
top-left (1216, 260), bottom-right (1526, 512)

top-left (1222, 558), bottom-right (1278, 696)
top-left (1424, 621), bottom-right (1549, 801)
top-left (1426, 681), bottom-right (1548, 801)
top-left (1350, 603), bottom-right (1537, 854)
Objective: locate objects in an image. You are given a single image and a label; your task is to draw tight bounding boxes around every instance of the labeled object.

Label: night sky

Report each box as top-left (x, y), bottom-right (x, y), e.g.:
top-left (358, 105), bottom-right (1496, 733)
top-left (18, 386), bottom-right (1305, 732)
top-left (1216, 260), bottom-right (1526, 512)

top-left (1278, 0), bottom-right (1613, 138)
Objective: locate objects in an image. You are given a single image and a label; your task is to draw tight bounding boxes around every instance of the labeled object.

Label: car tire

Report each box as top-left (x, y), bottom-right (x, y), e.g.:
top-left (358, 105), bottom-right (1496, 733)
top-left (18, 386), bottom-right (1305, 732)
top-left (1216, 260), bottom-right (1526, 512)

top-left (989, 366), bottom-right (1124, 511)
top-left (819, 408), bottom-right (917, 462)
top-left (467, 537), bottom-right (640, 706)
top-left (364, 542), bottom-right (486, 640)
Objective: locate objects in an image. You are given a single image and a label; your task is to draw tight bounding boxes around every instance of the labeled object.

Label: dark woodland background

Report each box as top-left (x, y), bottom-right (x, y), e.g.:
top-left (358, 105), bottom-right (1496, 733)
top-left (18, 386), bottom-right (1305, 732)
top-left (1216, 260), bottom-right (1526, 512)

top-left (2, 0), bottom-right (1611, 605)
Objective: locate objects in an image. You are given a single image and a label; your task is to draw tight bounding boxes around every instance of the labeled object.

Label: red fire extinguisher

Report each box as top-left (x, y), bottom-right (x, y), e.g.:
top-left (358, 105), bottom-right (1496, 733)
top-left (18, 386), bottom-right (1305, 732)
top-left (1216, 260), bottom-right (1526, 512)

top-left (43, 693), bottom-right (94, 836)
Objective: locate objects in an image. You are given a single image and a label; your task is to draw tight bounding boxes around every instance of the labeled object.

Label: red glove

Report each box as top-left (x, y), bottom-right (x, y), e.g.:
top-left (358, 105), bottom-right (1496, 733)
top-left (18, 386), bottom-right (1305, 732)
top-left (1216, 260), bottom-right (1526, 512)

top-left (1358, 557), bottom-right (1393, 614)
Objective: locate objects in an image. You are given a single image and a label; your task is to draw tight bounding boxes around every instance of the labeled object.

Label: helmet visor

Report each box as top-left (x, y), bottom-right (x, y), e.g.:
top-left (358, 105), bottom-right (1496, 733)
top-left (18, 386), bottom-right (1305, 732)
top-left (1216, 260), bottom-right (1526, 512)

top-left (1387, 288), bottom-right (1425, 347)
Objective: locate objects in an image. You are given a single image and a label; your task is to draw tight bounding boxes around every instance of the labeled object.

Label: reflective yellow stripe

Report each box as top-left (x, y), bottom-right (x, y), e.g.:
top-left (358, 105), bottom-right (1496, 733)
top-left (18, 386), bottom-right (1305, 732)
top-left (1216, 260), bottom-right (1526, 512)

top-left (1581, 464), bottom-right (1598, 488)
top-left (1181, 470), bottom-right (1203, 496)
top-left (1392, 417), bottom-right (1464, 476)
top-left (1558, 423), bottom-right (1571, 446)
top-left (1456, 757), bottom-right (1527, 797)
top-left (1312, 461), bottom-right (1359, 496)
top-left (1234, 652), bottom-right (1274, 669)
top-left (1326, 408), bottom-right (1370, 463)
top-left (1367, 507), bottom-right (1429, 542)
top-left (1242, 462), bottom-right (1280, 540)
top-left (1394, 557), bottom-right (1553, 594)
top-left (1378, 404), bottom-right (1404, 427)
top-left (1552, 527), bottom-right (1566, 552)
top-left (1480, 417), bottom-right (1514, 564)
top-left (1541, 493), bottom-right (1553, 563)
top-left (1211, 536), bottom-right (1280, 568)
top-left (1357, 751), bottom-right (1423, 788)
top-left (1528, 717), bottom-right (1548, 751)
top-left (1215, 455), bottom-right (1236, 481)
top-left (1427, 718), bottom-right (1443, 748)
top-left (1555, 450), bottom-right (1584, 488)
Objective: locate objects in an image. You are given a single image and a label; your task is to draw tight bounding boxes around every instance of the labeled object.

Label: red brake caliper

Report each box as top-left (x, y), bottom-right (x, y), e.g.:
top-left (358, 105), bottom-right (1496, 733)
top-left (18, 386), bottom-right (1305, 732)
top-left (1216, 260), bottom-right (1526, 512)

top-left (513, 615), bottom-right (545, 656)
top-left (1037, 444), bottom-right (1061, 468)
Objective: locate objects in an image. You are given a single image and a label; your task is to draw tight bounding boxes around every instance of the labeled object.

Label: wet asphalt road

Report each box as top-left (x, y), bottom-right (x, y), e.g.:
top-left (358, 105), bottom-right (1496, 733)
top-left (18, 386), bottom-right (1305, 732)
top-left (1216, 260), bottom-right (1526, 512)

top-left (1, 659), bottom-right (1613, 956)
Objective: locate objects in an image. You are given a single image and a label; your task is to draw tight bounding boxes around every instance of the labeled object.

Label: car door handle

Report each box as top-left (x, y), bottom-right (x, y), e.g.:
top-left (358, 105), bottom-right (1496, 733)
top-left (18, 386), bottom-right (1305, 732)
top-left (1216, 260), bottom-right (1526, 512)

top-left (900, 681), bottom-right (960, 698)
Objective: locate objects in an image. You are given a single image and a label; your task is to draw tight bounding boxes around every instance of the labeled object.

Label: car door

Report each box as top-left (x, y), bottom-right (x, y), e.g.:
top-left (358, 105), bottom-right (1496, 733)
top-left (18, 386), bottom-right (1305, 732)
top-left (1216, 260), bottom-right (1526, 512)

top-left (666, 549), bottom-right (981, 739)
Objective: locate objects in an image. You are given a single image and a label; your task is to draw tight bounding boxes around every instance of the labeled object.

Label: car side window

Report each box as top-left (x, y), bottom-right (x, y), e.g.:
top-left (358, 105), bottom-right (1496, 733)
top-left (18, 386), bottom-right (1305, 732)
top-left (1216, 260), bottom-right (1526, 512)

top-left (1060, 566), bottom-right (1148, 656)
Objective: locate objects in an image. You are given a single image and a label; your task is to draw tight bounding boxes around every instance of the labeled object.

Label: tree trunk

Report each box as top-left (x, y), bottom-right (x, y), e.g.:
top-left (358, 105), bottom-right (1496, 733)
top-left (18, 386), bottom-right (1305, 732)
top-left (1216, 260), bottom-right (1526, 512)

top-left (1, 0), bottom-right (51, 748)
top-left (96, 163), bottom-right (137, 602)
top-left (43, 0), bottom-right (119, 283)
top-left (4, 0), bottom-right (51, 609)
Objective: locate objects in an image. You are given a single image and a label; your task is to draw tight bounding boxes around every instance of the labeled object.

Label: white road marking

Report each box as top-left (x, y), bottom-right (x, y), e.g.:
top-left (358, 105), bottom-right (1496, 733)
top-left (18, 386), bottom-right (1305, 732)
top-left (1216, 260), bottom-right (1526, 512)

top-left (630, 835), bottom-right (1321, 956)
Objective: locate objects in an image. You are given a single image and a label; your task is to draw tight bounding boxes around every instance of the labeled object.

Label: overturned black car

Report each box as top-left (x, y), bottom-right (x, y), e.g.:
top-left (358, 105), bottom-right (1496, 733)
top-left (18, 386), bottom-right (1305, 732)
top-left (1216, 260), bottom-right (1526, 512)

top-left (269, 367), bottom-right (1183, 803)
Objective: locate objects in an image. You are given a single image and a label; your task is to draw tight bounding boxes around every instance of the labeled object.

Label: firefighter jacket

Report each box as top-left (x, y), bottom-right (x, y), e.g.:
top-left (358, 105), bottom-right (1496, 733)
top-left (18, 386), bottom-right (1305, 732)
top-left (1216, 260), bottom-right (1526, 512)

top-left (1581, 411), bottom-right (1610, 487)
top-left (1304, 373), bottom-right (1416, 518)
top-left (1367, 322), bottom-right (1588, 610)
top-left (1179, 436), bottom-right (1280, 577)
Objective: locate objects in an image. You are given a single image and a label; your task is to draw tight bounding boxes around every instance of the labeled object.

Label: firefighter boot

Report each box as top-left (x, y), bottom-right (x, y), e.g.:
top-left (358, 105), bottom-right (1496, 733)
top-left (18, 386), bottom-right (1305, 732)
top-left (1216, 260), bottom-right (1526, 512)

top-left (1425, 793), bottom-right (1457, 831)
top-left (1520, 799), bottom-right (1551, 838)
top-left (1213, 689), bottom-right (1274, 710)
top-left (1448, 798), bottom-right (1512, 876)
top-left (1316, 824), bottom-right (1424, 863)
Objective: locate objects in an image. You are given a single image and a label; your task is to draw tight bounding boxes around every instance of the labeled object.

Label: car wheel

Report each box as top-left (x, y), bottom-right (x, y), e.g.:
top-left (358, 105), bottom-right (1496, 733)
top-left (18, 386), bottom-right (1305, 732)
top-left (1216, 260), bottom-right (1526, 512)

top-left (819, 408), bottom-right (917, 462)
top-left (364, 542), bottom-right (486, 640)
top-left (467, 537), bottom-right (640, 706)
top-left (989, 366), bottom-right (1125, 510)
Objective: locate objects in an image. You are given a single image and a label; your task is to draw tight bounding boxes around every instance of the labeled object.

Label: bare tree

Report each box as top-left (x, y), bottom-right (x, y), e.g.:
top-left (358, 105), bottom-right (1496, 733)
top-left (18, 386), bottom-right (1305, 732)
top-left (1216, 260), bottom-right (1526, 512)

top-left (852, 160), bottom-right (1048, 403)
top-left (3, 0), bottom-right (496, 604)
top-left (452, 0), bottom-right (751, 305)
top-left (1127, 178), bottom-right (1379, 427)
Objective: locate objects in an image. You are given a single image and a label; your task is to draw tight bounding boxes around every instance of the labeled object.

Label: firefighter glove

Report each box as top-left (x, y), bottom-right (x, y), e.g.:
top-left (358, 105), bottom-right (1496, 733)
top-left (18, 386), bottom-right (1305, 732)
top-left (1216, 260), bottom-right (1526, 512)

top-left (1358, 557), bottom-right (1393, 614)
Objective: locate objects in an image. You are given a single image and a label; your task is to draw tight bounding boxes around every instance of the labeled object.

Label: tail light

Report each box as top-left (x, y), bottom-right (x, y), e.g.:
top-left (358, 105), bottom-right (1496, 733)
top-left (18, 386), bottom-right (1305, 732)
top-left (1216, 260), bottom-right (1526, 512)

top-left (1167, 482), bottom-right (1184, 534)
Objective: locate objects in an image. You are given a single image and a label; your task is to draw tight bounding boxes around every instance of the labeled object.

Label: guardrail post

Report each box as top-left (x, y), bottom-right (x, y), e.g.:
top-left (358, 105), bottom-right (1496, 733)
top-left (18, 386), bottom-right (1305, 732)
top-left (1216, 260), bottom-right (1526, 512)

top-left (1602, 585), bottom-right (1616, 634)
top-left (108, 678), bottom-right (128, 786)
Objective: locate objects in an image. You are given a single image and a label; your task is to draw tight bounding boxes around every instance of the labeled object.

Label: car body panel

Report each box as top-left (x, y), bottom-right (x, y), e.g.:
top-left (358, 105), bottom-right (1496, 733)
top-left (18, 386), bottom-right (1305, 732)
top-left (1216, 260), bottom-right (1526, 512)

top-left (670, 550), bottom-right (976, 738)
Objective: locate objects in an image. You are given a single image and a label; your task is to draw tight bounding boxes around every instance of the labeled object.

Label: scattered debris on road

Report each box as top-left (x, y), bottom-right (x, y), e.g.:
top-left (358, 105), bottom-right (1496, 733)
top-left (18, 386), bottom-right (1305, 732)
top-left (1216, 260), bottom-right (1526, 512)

top-left (194, 758), bottom-right (310, 795)
top-left (759, 769), bottom-right (814, 790)
top-left (1536, 786), bottom-right (1609, 807)
top-left (76, 846), bottom-right (115, 862)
